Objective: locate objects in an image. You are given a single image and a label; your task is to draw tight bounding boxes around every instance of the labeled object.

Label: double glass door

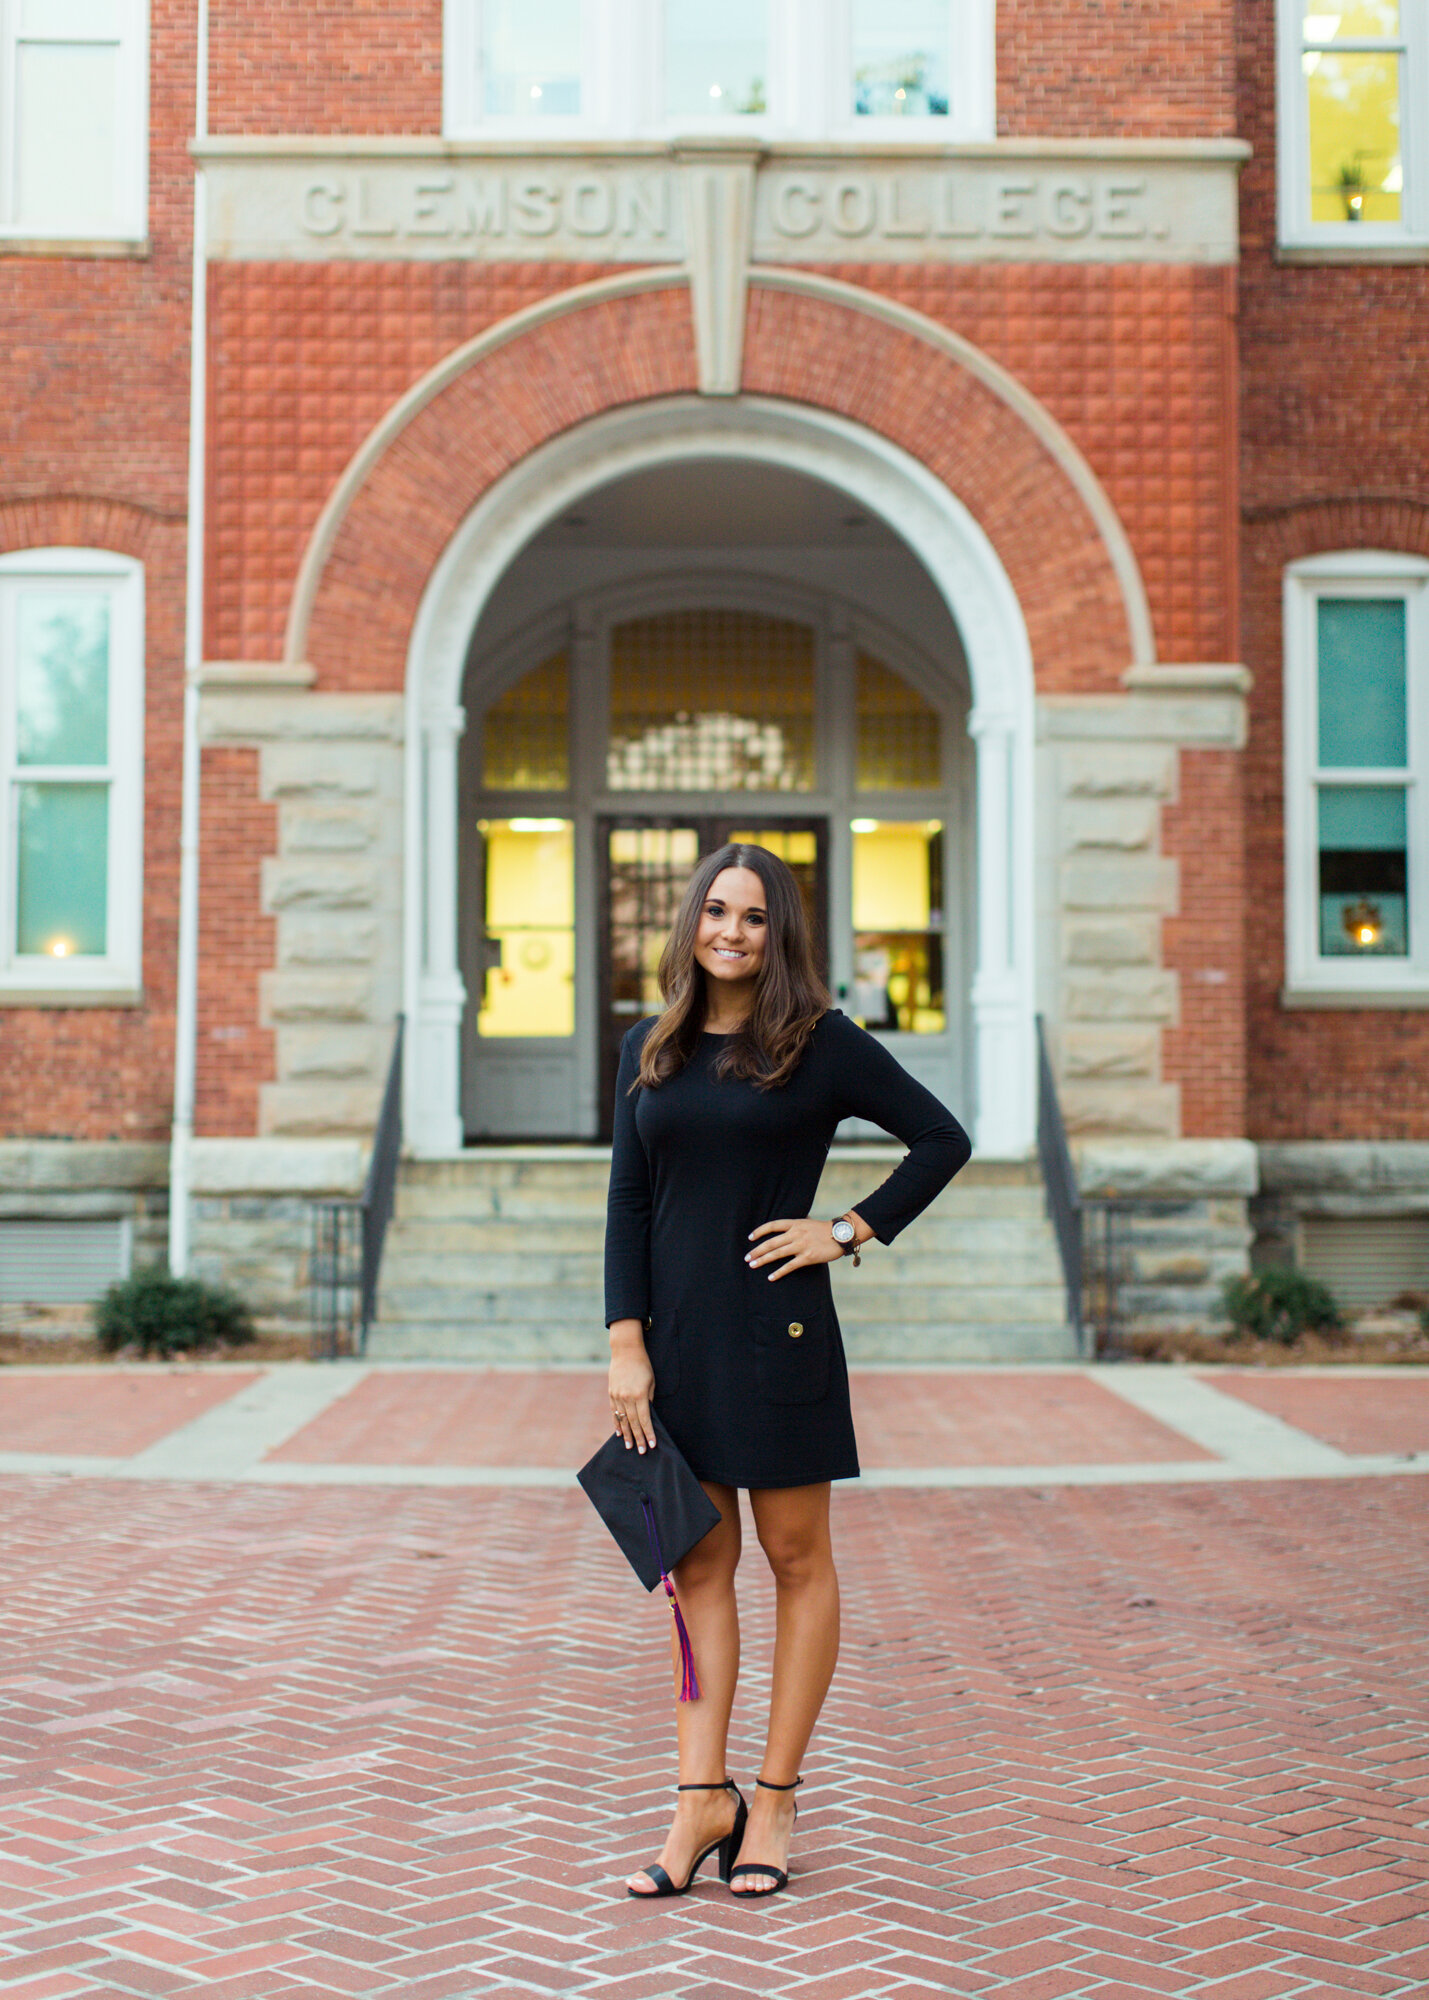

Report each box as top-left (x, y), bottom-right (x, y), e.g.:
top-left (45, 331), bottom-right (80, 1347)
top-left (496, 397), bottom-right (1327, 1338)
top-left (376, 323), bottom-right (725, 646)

top-left (598, 816), bottom-right (826, 1138)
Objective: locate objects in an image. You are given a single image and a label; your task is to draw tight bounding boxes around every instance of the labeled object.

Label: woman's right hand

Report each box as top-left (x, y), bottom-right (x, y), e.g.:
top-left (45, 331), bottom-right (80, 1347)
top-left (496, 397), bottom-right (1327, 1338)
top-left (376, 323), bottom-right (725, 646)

top-left (608, 1322), bottom-right (657, 1453)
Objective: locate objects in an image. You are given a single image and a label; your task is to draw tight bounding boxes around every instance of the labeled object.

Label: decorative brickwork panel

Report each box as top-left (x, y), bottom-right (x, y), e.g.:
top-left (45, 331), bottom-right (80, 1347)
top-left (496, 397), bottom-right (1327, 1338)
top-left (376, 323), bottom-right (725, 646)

top-left (999, 0), bottom-right (1237, 138)
top-left (741, 285), bottom-right (1133, 692)
top-left (210, 0), bottom-right (443, 137)
top-left (195, 748), bottom-right (277, 1138)
top-left (821, 263), bottom-right (1239, 667)
top-left (1161, 748), bottom-right (1247, 1137)
top-left (0, 501), bottom-right (183, 1144)
top-left (206, 262), bottom-right (625, 663)
top-left (303, 287), bottom-right (700, 688)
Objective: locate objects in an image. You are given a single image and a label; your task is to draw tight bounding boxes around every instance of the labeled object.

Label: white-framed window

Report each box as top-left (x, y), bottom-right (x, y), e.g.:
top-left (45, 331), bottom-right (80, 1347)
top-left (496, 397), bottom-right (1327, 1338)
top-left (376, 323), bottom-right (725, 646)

top-left (1277, 0), bottom-right (1428, 257)
top-left (443, 0), bottom-right (993, 141)
top-left (1284, 551), bottom-right (1429, 996)
top-left (0, 550), bottom-right (144, 998)
top-left (0, 0), bottom-right (149, 244)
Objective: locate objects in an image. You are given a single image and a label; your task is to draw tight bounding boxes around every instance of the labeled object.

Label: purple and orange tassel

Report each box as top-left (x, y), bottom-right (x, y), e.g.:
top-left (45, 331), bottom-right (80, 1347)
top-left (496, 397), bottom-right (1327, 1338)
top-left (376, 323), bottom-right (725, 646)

top-left (640, 1496), bottom-right (702, 1702)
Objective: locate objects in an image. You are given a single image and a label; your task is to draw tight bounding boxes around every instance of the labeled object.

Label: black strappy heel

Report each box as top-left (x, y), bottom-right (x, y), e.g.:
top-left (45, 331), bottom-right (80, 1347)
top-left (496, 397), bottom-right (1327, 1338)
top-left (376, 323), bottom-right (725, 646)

top-left (727, 1775), bottom-right (802, 1898)
top-left (626, 1778), bottom-right (748, 1898)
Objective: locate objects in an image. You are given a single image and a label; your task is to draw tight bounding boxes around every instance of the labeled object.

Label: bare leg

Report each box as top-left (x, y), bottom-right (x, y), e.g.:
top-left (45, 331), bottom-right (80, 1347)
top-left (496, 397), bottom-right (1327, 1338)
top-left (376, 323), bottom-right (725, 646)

top-left (730, 1481), bottom-right (839, 1895)
top-left (626, 1480), bottom-right (743, 1895)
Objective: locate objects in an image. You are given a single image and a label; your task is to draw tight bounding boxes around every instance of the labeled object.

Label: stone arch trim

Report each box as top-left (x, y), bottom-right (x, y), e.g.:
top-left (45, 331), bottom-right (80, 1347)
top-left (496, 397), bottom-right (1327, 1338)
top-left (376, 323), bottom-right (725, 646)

top-left (294, 273), bottom-right (1152, 693)
top-left (746, 267), bottom-right (1156, 674)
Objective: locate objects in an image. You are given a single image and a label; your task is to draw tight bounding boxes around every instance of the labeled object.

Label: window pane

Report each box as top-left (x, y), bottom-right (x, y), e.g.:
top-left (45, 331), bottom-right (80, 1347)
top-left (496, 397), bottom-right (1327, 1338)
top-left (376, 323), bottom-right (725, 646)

top-left (1306, 52), bottom-right (1402, 223)
top-left (664, 0), bottom-right (768, 117)
top-left (1317, 598), bottom-right (1406, 767)
top-left (1302, 4), bottom-right (1400, 39)
top-left (476, 819), bottom-right (575, 1036)
top-left (481, 0), bottom-right (581, 116)
top-left (1318, 784), bottom-right (1407, 956)
top-left (15, 43), bottom-right (119, 233)
top-left (16, 782), bottom-right (108, 957)
top-left (15, 595), bottom-right (109, 766)
top-left (481, 652), bottom-right (569, 789)
top-left (851, 819), bottom-right (945, 1033)
top-left (608, 610), bottom-right (814, 791)
top-left (852, 0), bottom-right (950, 117)
top-left (856, 651), bottom-right (941, 789)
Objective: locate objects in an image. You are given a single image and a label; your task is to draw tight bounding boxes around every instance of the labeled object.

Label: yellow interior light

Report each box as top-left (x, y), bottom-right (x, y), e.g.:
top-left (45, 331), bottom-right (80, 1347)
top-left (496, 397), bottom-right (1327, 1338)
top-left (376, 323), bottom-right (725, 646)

top-left (47, 937), bottom-right (72, 959)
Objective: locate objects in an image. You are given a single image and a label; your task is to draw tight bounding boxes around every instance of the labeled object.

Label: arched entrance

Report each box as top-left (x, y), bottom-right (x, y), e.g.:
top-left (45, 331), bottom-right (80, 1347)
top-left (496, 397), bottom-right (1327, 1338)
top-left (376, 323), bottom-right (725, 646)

top-left (404, 397), bottom-right (1036, 1157)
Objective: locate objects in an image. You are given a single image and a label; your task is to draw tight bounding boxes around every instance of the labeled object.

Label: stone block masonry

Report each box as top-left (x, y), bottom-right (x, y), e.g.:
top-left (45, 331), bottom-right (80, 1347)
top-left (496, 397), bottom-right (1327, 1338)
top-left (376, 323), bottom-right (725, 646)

top-left (199, 684), bottom-right (404, 1139)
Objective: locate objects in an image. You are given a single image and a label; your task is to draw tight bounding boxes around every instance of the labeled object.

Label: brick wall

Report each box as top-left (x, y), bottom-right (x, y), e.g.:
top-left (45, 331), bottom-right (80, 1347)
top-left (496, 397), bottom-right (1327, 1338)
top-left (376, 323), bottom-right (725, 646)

top-left (0, 0), bottom-right (194, 1141)
top-left (210, 0), bottom-right (442, 136)
top-left (1237, 0), bottom-right (1429, 1140)
top-left (999, 0), bottom-right (1237, 138)
top-left (194, 748), bottom-right (276, 1136)
top-left (206, 261), bottom-right (621, 662)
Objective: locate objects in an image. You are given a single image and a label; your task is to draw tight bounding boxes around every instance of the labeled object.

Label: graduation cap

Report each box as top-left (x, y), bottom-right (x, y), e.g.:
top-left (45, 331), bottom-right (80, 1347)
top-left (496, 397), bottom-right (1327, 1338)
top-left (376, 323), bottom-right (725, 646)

top-left (577, 1410), bottom-right (722, 1702)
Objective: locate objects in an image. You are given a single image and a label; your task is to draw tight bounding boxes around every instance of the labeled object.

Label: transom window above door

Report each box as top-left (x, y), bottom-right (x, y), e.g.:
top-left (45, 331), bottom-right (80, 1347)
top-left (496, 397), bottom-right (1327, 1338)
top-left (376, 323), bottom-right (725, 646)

top-left (443, 0), bottom-right (994, 141)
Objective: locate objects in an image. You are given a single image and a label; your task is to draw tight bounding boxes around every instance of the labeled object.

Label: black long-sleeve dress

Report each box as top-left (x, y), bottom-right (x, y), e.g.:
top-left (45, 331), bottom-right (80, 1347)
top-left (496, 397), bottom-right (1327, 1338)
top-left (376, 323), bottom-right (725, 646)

top-left (603, 1009), bottom-right (972, 1489)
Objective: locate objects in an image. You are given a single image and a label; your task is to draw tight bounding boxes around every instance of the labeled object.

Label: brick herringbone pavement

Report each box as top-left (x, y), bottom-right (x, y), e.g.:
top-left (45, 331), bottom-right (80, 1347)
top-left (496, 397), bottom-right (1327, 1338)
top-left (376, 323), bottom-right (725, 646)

top-left (2, 1465), bottom-right (1427, 1998)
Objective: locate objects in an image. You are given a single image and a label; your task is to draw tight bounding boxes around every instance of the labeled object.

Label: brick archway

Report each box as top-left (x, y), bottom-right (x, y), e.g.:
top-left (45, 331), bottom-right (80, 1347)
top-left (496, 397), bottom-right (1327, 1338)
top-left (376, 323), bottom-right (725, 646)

top-left (296, 275), bottom-right (1147, 695)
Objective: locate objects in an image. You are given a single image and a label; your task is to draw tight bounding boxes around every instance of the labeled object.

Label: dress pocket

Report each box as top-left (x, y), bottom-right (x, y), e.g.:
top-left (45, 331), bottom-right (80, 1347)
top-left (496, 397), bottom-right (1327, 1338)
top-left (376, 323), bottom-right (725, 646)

top-left (753, 1305), bottom-right (831, 1406)
top-left (645, 1316), bottom-right (682, 1398)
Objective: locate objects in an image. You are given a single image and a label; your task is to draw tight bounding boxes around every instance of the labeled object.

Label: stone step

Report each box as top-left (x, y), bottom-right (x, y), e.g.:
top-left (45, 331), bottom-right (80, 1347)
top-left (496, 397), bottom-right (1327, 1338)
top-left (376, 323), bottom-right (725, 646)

top-left (376, 1280), bottom-right (1067, 1326)
top-left (381, 1214), bottom-right (1061, 1258)
top-left (393, 1183), bottom-right (1053, 1224)
top-left (378, 1245), bottom-right (1064, 1290)
top-left (363, 1320), bottom-right (1078, 1364)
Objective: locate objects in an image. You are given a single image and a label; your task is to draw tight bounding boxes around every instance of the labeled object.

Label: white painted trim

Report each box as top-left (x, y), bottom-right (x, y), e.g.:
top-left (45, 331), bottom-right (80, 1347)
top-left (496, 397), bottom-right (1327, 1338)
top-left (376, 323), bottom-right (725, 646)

top-left (1283, 549), bottom-right (1429, 998)
top-left (748, 265), bottom-right (1157, 668)
top-left (1275, 0), bottom-right (1429, 255)
top-left (0, 0), bottom-right (149, 241)
top-left (0, 548), bottom-right (145, 997)
top-left (403, 395), bottom-right (1039, 1158)
top-left (170, 0), bottom-right (208, 1276)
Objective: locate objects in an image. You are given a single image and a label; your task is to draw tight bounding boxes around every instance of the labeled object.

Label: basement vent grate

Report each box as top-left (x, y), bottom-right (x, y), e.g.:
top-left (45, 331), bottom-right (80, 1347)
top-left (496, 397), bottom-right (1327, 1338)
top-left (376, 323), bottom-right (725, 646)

top-left (0, 1220), bottom-right (132, 1305)
top-left (1299, 1216), bottom-right (1429, 1311)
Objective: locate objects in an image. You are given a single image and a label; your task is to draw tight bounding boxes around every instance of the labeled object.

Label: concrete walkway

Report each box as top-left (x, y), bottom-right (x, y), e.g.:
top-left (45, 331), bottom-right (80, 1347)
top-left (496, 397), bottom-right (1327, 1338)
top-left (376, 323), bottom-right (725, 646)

top-left (2, 1364), bottom-right (1427, 1997)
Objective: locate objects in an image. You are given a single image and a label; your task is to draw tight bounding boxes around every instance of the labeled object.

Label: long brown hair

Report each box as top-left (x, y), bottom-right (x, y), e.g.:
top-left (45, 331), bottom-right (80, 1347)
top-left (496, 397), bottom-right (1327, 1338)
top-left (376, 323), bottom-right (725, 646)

top-left (635, 843), bottom-right (830, 1092)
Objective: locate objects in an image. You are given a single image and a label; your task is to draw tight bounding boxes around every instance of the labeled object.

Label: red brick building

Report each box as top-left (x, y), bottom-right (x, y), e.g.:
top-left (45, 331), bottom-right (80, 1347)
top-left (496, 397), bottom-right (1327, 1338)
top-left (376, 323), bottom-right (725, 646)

top-left (1, 0), bottom-right (1425, 1344)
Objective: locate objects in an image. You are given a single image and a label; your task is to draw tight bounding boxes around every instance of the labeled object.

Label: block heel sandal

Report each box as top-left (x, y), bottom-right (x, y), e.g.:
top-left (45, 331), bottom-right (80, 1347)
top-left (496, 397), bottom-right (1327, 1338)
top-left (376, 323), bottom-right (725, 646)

top-left (727, 1775), bottom-right (802, 1898)
top-left (626, 1778), bottom-right (748, 1898)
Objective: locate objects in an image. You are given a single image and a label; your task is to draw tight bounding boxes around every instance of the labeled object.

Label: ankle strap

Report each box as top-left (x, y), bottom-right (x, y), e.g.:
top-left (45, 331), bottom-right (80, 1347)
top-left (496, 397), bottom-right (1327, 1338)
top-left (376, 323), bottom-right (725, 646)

top-left (676, 1778), bottom-right (735, 1791)
top-left (755, 1775), bottom-right (803, 1791)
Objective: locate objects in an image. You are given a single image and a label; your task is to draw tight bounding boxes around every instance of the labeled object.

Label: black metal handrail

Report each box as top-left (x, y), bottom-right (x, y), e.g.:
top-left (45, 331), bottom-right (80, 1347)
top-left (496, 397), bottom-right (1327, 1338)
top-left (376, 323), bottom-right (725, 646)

top-left (310, 1016), bottom-right (404, 1360)
top-left (358, 1013), bottom-right (404, 1352)
top-left (1036, 1015), bottom-right (1086, 1354)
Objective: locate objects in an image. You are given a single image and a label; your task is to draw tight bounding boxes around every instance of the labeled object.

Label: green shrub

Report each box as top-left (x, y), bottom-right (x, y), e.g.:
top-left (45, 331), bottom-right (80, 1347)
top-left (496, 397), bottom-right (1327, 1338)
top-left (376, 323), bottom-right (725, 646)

top-left (1219, 1266), bottom-right (1343, 1347)
top-left (94, 1265), bottom-right (256, 1358)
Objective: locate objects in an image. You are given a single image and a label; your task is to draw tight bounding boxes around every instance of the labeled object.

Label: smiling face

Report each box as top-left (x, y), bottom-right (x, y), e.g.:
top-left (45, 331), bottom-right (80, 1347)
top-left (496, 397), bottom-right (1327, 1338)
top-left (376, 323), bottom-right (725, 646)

top-left (693, 866), bottom-right (768, 997)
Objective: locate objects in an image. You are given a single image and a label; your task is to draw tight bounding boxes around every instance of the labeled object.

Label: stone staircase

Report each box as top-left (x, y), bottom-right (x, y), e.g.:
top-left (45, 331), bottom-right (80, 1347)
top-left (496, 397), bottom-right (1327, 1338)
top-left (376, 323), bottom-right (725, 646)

top-left (368, 1149), bottom-right (1077, 1362)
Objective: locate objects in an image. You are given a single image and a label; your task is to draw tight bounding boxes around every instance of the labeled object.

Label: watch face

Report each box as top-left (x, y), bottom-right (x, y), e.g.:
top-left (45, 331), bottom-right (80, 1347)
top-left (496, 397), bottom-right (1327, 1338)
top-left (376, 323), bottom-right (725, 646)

top-left (832, 1219), bottom-right (855, 1244)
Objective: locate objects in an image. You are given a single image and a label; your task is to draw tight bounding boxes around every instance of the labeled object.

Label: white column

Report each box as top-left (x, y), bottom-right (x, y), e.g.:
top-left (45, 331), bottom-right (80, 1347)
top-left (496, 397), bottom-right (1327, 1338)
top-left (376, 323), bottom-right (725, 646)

top-left (408, 704), bottom-right (467, 1153)
top-left (969, 706), bottom-right (1035, 1157)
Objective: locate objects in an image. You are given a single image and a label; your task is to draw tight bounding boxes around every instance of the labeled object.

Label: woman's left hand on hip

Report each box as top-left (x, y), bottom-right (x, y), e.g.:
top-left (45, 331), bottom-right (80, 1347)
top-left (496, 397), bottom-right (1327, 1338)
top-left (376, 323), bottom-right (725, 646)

top-left (745, 1217), bottom-right (841, 1279)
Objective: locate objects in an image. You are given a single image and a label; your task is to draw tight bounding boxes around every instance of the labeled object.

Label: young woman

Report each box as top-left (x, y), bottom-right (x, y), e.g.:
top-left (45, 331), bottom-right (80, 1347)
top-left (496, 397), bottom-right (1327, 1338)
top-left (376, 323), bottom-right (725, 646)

top-left (605, 843), bottom-right (971, 1900)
